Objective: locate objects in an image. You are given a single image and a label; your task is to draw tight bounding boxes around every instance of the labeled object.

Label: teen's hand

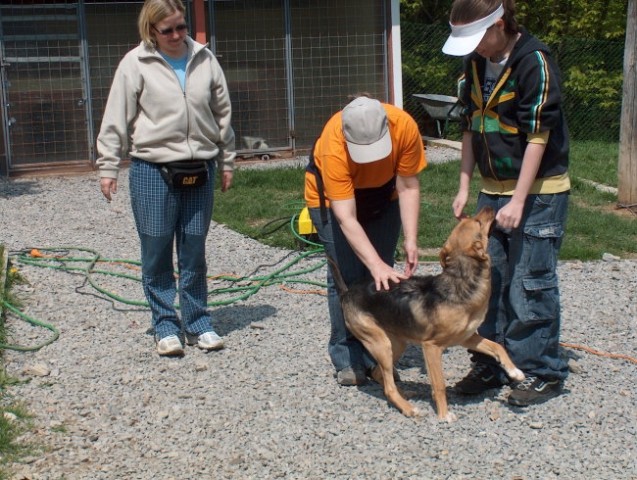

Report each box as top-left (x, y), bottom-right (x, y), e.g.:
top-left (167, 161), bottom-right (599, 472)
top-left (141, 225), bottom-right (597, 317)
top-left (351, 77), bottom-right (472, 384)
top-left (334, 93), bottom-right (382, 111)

top-left (496, 199), bottom-right (524, 229)
top-left (403, 238), bottom-right (419, 277)
top-left (452, 190), bottom-right (469, 219)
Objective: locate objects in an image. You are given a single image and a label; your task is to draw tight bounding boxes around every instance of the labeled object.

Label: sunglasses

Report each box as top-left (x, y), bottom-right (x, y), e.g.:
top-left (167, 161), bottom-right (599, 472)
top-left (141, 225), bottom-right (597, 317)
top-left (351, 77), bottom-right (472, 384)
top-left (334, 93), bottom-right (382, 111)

top-left (153, 23), bottom-right (188, 36)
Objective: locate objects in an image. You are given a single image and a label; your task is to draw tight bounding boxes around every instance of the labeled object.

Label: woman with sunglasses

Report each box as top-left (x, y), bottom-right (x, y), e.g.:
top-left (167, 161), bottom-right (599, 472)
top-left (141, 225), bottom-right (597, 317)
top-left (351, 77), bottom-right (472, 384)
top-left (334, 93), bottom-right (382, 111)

top-left (96, 0), bottom-right (236, 356)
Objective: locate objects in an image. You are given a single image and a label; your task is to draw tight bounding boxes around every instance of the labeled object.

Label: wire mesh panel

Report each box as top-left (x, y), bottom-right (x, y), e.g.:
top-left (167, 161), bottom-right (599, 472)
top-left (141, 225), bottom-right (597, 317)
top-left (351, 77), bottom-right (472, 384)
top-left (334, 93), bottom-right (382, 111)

top-left (0, 1), bottom-right (91, 169)
top-left (210, 0), bottom-right (389, 153)
top-left (84, 1), bottom-right (142, 153)
top-left (211, 0), bottom-right (289, 155)
top-left (0, 0), bottom-right (391, 174)
top-left (289, 0), bottom-right (388, 147)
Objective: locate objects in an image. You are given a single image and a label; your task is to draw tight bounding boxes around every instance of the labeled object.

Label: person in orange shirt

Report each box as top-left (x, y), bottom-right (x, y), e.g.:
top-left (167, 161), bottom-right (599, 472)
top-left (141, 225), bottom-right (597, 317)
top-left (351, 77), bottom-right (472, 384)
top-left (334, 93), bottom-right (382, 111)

top-left (304, 95), bottom-right (427, 385)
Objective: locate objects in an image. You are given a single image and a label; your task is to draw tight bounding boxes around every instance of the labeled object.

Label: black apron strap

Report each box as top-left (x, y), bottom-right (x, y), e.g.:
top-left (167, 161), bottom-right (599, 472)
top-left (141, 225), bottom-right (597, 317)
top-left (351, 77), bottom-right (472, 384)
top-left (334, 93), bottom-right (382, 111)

top-left (306, 138), bottom-right (328, 225)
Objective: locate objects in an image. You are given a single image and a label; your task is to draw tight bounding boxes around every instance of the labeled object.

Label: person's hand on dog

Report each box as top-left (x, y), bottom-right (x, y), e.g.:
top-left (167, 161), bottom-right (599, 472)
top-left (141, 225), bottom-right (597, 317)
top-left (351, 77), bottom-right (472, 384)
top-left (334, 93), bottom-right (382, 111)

top-left (100, 177), bottom-right (117, 202)
top-left (370, 261), bottom-right (407, 291)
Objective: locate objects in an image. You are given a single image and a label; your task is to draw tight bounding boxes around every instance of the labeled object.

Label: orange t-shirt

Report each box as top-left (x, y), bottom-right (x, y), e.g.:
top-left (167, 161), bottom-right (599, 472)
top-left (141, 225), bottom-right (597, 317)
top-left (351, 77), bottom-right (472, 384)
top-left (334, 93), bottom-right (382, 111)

top-left (304, 103), bottom-right (426, 208)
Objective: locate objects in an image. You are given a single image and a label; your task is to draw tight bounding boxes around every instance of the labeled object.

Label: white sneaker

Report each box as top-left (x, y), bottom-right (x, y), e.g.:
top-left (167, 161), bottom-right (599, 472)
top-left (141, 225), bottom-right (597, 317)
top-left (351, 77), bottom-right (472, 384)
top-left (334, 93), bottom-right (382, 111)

top-left (156, 335), bottom-right (184, 356)
top-left (185, 331), bottom-right (224, 351)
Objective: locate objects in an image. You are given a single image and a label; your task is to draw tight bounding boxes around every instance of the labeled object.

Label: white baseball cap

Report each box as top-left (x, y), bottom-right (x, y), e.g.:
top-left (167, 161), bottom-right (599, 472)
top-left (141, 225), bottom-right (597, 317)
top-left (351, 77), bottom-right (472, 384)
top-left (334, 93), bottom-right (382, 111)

top-left (442, 4), bottom-right (504, 56)
top-left (342, 97), bottom-right (392, 164)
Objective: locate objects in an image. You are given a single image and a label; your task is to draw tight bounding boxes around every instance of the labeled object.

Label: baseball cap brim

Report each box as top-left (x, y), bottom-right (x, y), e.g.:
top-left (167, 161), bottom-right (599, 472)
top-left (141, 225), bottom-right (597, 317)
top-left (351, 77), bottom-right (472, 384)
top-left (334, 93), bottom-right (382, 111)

top-left (346, 128), bottom-right (392, 164)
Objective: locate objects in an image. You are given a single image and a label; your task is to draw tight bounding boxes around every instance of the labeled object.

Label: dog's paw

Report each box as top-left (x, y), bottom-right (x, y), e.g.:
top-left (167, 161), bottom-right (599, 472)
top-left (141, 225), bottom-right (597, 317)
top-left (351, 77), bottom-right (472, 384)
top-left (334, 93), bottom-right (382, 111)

top-left (440, 411), bottom-right (458, 423)
top-left (401, 405), bottom-right (421, 417)
top-left (509, 368), bottom-right (525, 382)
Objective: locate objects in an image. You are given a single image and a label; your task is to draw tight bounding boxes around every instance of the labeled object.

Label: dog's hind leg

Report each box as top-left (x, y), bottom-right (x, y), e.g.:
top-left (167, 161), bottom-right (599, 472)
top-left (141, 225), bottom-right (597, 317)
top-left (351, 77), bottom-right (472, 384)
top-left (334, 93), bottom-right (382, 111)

top-left (353, 321), bottom-right (418, 417)
top-left (422, 342), bottom-right (457, 422)
top-left (461, 333), bottom-right (525, 382)
top-left (369, 336), bottom-right (406, 385)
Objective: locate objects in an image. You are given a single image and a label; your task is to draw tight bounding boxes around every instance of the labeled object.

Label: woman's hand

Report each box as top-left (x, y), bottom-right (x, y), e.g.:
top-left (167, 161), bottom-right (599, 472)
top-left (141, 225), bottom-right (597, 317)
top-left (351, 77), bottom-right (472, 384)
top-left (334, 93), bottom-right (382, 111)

top-left (369, 260), bottom-right (407, 292)
top-left (220, 170), bottom-right (233, 192)
top-left (100, 178), bottom-right (117, 202)
top-left (402, 237), bottom-right (419, 278)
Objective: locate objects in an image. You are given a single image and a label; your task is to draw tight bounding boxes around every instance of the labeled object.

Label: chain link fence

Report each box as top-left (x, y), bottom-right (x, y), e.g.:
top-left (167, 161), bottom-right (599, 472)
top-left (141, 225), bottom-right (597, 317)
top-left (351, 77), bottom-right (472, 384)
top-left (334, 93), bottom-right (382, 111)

top-left (401, 22), bottom-right (625, 143)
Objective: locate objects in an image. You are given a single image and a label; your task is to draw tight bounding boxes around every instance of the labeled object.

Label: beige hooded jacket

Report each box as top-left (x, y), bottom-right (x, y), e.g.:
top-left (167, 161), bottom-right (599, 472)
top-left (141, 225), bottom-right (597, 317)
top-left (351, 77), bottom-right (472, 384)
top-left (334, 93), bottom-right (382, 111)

top-left (96, 36), bottom-right (236, 179)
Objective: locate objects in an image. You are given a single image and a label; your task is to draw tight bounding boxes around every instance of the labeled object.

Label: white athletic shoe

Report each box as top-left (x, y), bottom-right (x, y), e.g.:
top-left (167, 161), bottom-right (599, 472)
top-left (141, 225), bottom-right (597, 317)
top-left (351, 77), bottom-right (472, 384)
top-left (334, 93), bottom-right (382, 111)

top-left (185, 331), bottom-right (224, 351)
top-left (156, 335), bottom-right (184, 356)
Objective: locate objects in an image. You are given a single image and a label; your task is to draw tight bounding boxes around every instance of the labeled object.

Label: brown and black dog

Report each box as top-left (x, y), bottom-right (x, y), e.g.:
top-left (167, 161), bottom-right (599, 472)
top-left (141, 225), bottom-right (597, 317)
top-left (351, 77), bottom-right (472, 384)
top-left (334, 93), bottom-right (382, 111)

top-left (329, 207), bottom-right (524, 422)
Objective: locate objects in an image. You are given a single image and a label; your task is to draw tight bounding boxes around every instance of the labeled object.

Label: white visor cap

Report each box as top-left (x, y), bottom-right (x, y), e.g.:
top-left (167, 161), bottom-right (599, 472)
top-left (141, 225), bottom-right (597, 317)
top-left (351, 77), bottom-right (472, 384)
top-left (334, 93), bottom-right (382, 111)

top-left (442, 4), bottom-right (504, 56)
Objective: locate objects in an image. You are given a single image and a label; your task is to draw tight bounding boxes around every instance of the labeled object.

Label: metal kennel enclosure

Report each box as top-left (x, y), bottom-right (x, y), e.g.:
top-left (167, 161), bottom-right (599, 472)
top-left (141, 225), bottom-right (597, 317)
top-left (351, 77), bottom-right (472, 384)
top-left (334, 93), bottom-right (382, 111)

top-left (0, 0), bottom-right (398, 176)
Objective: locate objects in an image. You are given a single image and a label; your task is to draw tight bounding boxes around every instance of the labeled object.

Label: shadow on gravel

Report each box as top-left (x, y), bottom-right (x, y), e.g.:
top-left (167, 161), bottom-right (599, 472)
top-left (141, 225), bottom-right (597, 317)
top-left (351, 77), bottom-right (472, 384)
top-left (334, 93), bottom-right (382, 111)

top-left (0, 178), bottom-right (42, 199)
top-left (142, 304), bottom-right (277, 338)
top-left (357, 381), bottom-right (514, 418)
top-left (356, 380), bottom-right (439, 416)
top-left (213, 303), bottom-right (277, 335)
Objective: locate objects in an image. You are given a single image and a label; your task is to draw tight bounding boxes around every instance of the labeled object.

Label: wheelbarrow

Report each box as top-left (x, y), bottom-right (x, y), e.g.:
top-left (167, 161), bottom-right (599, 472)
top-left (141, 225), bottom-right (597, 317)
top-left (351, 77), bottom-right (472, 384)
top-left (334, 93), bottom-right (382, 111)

top-left (412, 93), bottom-right (462, 138)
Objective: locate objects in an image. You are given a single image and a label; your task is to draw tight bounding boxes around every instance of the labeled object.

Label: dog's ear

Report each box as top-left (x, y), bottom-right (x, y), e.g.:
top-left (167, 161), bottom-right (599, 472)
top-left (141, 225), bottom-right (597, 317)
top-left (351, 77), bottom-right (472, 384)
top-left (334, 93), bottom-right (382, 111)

top-left (472, 240), bottom-right (488, 260)
top-left (439, 243), bottom-right (450, 268)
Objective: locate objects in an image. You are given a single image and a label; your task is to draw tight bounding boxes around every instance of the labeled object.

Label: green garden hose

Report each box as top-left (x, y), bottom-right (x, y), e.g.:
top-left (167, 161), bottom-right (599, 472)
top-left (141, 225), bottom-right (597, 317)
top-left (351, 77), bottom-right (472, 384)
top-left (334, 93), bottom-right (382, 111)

top-left (1, 242), bottom-right (328, 351)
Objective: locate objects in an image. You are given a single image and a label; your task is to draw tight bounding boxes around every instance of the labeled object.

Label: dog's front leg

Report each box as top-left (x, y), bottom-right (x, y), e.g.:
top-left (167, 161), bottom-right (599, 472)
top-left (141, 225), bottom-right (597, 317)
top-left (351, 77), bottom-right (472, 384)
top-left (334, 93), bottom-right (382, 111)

top-left (422, 343), bottom-right (457, 422)
top-left (461, 333), bottom-right (525, 382)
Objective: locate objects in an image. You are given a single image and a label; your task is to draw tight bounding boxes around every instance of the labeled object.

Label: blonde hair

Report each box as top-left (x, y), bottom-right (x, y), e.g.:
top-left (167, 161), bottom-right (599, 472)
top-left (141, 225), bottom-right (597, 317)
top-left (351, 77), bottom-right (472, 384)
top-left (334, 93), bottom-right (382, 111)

top-left (138, 0), bottom-right (186, 48)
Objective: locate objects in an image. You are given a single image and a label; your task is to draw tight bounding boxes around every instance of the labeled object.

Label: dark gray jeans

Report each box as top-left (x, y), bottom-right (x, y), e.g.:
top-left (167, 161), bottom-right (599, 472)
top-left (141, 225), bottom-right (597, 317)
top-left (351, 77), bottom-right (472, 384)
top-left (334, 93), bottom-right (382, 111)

top-left (473, 191), bottom-right (570, 381)
top-left (309, 200), bottom-right (402, 373)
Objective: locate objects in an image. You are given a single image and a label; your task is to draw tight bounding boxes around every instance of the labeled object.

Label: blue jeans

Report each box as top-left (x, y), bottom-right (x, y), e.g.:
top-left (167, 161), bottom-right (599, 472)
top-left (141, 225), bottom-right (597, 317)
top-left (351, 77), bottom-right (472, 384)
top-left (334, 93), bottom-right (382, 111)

top-left (129, 158), bottom-right (216, 340)
top-left (473, 191), bottom-right (569, 381)
top-left (309, 200), bottom-right (402, 372)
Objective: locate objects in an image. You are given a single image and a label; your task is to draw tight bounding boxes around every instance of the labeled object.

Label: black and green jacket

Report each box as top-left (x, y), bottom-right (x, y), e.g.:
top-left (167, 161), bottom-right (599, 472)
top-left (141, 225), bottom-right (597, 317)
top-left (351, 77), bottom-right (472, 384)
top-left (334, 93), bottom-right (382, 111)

top-left (458, 29), bottom-right (569, 185)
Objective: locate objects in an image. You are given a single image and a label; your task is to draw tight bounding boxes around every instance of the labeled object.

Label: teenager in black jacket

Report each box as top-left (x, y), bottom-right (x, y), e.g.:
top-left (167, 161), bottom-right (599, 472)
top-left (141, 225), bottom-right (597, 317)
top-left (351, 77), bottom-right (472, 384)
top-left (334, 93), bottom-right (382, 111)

top-left (443, 0), bottom-right (570, 407)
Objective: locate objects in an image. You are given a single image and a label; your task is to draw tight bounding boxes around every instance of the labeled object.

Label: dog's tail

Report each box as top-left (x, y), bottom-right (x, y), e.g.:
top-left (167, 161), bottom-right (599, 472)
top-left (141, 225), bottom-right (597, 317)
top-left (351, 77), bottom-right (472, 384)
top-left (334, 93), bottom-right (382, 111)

top-left (325, 254), bottom-right (348, 295)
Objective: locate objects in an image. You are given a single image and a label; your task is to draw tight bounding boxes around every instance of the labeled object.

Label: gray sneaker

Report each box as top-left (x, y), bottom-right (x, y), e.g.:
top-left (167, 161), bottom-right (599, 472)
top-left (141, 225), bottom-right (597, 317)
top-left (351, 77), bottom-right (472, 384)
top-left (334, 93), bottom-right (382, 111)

top-left (336, 367), bottom-right (367, 386)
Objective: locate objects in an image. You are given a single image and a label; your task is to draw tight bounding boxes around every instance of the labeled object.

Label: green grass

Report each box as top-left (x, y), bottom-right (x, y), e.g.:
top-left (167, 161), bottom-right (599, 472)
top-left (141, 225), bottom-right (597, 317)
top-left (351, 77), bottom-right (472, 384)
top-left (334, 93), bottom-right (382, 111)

top-left (569, 141), bottom-right (619, 186)
top-left (0, 246), bottom-right (36, 479)
top-left (0, 394), bottom-right (33, 480)
top-left (214, 168), bottom-right (309, 249)
top-left (214, 140), bottom-right (636, 261)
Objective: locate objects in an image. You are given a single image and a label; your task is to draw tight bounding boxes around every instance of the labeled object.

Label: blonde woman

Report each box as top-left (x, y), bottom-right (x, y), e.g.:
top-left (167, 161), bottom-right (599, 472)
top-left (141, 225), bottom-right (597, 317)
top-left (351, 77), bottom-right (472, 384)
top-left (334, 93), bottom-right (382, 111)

top-left (97, 0), bottom-right (236, 356)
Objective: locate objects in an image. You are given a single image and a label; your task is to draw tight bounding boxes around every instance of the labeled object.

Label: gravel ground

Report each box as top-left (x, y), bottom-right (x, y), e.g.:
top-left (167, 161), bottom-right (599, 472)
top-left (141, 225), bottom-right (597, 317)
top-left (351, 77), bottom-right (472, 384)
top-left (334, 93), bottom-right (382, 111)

top-left (0, 147), bottom-right (636, 480)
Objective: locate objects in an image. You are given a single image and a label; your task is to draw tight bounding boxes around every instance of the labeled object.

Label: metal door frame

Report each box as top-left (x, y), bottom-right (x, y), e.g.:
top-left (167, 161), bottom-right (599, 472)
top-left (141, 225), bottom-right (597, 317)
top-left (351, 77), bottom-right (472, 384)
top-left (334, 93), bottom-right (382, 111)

top-left (0, 1), bottom-right (94, 174)
top-left (208, 0), bottom-right (294, 155)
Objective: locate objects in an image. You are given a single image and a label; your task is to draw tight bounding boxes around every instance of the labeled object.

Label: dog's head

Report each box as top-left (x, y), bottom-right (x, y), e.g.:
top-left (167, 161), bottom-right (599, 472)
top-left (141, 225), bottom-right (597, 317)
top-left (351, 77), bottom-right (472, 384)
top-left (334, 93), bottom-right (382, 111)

top-left (439, 207), bottom-right (496, 268)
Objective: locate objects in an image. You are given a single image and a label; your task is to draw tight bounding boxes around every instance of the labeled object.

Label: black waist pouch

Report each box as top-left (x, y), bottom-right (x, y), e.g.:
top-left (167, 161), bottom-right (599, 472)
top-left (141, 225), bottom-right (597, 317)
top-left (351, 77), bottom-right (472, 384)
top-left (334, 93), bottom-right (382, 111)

top-left (355, 176), bottom-right (396, 222)
top-left (160, 161), bottom-right (208, 188)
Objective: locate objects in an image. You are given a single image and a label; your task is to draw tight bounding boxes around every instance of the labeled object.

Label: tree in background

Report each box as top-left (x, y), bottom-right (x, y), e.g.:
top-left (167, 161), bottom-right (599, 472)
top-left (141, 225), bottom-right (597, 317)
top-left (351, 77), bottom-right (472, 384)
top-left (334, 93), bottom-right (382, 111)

top-left (517, 0), bottom-right (627, 42)
top-left (400, 0), bottom-right (628, 39)
top-left (400, 0), bottom-right (629, 140)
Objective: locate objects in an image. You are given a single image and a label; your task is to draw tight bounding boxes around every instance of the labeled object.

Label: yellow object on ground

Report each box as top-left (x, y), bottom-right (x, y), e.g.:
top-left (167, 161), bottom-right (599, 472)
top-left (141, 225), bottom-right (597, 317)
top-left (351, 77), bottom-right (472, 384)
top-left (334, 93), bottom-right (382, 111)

top-left (298, 207), bottom-right (317, 235)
